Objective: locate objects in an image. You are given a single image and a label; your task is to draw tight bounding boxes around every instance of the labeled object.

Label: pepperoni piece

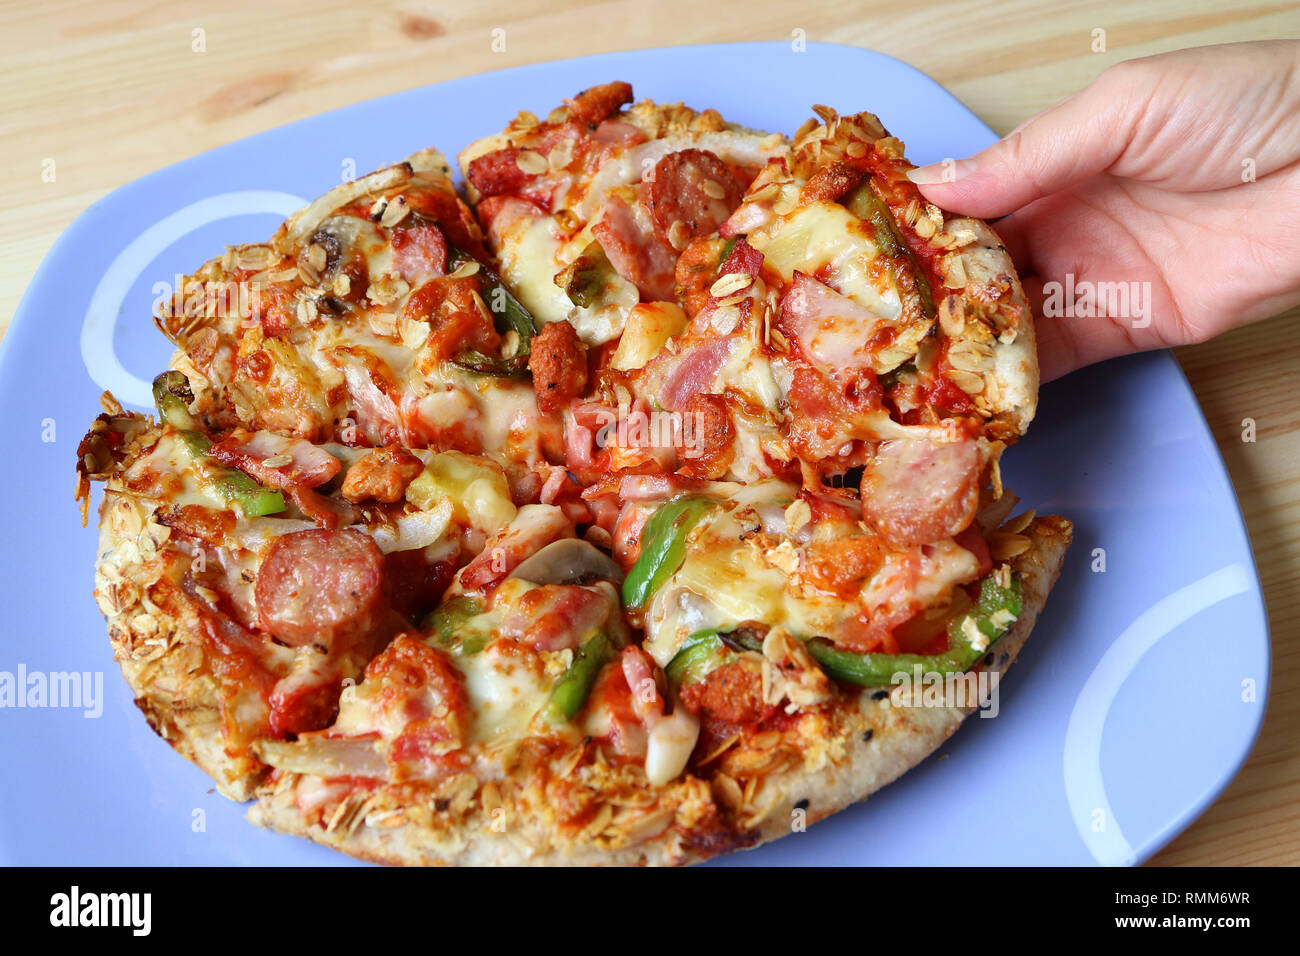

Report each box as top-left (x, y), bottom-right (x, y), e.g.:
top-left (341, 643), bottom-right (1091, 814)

top-left (859, 438), bottom-right (983, 548)
top-left (255, 528), bottom-right (385, 650)
top-left (529, 320), bottom-right (589, 413)
top-left (645, 149), bottom-right (745, 244)
top-left (390, 223), bottom-right (447, 285)
top-left (565, 81), bottom-right (634, 125)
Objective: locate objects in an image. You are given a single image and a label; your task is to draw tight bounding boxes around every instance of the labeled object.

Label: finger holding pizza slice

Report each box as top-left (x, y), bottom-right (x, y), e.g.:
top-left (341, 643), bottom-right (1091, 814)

top-left (601, 106), bottom-right (1038, 492)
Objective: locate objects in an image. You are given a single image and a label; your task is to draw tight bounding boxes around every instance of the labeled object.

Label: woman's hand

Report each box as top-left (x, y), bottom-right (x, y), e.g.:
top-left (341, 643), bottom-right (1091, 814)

top-left (908, 41), bottom-right (1300, 381)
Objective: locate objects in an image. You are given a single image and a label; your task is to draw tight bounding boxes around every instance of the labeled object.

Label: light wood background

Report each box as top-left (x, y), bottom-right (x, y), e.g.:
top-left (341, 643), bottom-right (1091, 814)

top-left (3, 0), bottom-right (1298, 865)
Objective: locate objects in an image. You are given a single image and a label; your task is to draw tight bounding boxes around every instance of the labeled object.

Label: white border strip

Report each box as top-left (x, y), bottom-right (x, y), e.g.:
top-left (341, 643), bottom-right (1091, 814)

top-left (1064, 563), bottom-right (1252, 865)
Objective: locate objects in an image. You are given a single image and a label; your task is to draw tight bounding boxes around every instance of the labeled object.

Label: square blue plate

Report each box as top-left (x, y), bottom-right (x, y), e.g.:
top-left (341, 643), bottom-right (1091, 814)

top-left (0, 42), bottom-right (1269, 866)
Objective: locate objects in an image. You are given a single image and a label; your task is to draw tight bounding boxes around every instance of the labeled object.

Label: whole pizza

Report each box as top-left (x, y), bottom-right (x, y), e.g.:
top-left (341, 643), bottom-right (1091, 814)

top-left (76, 82), bottom-right (1071, 865)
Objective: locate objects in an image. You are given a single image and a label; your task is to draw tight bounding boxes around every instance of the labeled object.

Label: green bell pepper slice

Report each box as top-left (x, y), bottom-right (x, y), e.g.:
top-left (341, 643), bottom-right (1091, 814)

top-left (843, 181), bottom-right (935, 320)
top-left (449, 349), bottom-right (530, 379)
top-left (806, 571), bottom-right (1023, 687)
top-left (151, 372), bottom-right (286, 517)
top-left (665, 629), bottom-right (734, 685)
top-left (423, 595), bottom-right (485, 646)
top-left (554, 241), bottom-right (619, 310)
top-left (664, 625), bottom-right (766, 685)
top-left (621, 495), bottom-right (714, 611)
top-left (541, 632), bottom-right (612, 725)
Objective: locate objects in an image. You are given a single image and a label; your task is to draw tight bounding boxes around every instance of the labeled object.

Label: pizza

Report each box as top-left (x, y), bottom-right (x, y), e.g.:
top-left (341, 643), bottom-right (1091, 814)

top-left (76, 82), bottom-right (1071, 865)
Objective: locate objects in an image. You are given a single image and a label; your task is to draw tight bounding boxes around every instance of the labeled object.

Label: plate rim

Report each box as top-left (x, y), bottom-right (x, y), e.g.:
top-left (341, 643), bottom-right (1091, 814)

top-left (1, 40), bottom-right (1272, 867)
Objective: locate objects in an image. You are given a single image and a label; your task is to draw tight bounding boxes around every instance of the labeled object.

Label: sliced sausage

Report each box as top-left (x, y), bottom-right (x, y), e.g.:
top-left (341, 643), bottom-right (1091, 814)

top-left (255, 528), bottom-right (385, 650)
top-left (644, 149), bottom-right (745, 243)
top-left (466, 146), bottom-right (533, 198)
top-left (859, 438), bottom-right (983, 548)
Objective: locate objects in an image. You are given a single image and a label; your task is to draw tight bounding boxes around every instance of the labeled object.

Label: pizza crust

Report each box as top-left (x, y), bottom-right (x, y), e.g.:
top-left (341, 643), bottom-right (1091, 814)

top-left (939, 216), bottom-right (1039, 436)
top-left (246, 515), bottom-right (1071, 865)
top-left (94, 488), bottom-right (267, 801)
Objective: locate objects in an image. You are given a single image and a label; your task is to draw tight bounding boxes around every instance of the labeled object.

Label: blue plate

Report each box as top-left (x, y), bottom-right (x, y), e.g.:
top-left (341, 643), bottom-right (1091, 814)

top-left (0, 42), bottom-right (1268, 866)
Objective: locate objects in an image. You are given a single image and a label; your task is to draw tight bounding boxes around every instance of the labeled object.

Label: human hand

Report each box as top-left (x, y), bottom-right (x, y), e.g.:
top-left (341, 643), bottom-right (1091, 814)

top-left (907, 41), bottom-right (1300, 381)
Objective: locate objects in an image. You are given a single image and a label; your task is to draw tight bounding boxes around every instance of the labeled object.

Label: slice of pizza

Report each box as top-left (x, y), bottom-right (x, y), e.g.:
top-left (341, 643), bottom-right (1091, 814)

top-left (592, 105), bottom-right (1037, 488)
top-left (154, 148), bottom-right (558, 494)
top-left (457, 82), bottom-right (787, 351)
top-left (76, 380), bottom-right (522, 800)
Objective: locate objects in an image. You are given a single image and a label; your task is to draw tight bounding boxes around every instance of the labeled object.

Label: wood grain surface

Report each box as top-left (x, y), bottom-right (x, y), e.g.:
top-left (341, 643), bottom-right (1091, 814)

top-left (2, 0), bottom-right (1297, 865)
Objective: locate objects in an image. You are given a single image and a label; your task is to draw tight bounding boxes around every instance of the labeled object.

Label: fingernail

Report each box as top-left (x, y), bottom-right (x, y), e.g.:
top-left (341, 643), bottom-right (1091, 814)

top-left (906, 157), bottom-right (971, 185)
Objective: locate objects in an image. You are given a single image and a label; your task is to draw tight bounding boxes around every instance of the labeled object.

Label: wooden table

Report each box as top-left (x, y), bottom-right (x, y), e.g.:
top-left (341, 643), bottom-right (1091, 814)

top-left (3, 0), bottom-right (1297, 865)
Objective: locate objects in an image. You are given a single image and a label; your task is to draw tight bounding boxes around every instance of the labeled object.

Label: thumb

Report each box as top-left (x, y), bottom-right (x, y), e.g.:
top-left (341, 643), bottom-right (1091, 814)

top-left (905, 72), bottom-right (1145, 219)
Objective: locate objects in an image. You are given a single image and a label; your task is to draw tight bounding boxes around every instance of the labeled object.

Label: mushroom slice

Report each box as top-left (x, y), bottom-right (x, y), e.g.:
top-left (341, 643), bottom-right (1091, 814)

top-left (508, 538), bottom-right (625, 588)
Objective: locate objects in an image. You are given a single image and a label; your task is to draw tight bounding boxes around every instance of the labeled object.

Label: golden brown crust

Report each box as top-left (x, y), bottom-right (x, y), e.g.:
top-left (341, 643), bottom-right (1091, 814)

top-left (94, 487), bottom-right (268, 801)
top-left (247, 515), bottom-right (1071, 865)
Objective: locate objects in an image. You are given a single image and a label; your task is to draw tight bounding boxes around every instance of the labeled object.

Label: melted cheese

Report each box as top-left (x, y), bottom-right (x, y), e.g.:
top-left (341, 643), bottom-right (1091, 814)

top-left (644, 479), bottom-right (982, 666)
top-left (126, 432), bottom-right (228, 511)
top-left (750, 201), bottom-right (900, 321)
top-left (499, 215), bottom-right (638, 345)
top-left (500, 216), bottom-right (574, 326)
top-left (405, 451), bottom-right (517, 537)
top-left (458, 648), bottom-right (551, 747)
